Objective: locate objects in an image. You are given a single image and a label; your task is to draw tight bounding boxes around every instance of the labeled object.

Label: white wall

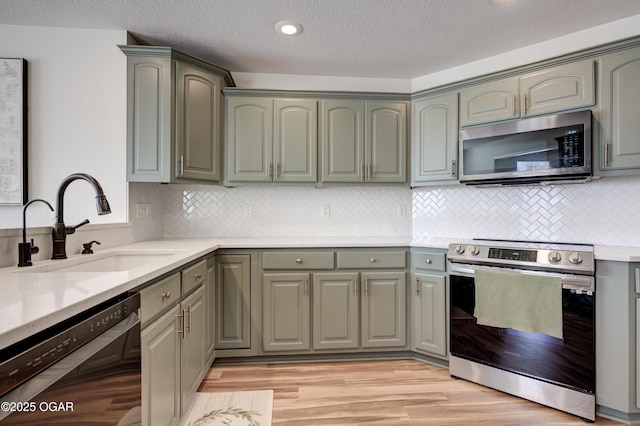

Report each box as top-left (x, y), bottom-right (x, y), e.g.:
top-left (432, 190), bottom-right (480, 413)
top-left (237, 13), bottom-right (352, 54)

top-left (0, 25), bottom-right (128, 229)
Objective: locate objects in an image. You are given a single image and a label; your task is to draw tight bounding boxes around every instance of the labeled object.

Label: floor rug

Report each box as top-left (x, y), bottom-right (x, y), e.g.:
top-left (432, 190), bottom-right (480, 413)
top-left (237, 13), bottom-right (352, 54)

top-left (180, 390), bottom-right (274, 426)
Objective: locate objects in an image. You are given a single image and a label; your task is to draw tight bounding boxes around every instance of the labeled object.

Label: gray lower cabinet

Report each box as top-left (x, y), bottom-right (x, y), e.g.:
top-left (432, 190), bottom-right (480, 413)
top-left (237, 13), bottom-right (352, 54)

top-left (215, 254), bottom-right (252, 349)
top-left (139, 258), bottom-right (210, 426)
top-left (204, 256), bottom-right (216, 365)
top-left (260, 248), bottom-right (408, 354)
top-left (141, 304), bottom-right (180, 426)
top-left (411, 92), bottom-right (459, 185)
top-left (595, 260), bottom-right (640, 419)
top-left (410, 250), bottom-right (448, 359)
top-left (596, 46), bottom-right (640, 174)
top-left (262, 273), bottom-right (311, 351)
top-left (120, 46), bottom-right (232, 184)
top-left (312, 272), bottom-right (359, 350)
top-left (361, 272), bottom-right (406, 348)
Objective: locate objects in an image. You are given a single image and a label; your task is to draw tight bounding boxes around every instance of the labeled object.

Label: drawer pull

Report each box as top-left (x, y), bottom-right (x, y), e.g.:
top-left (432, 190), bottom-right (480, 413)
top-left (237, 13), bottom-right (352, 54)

top-left (295, 258), bottom-right (303, 264)
top-left (194, 273), bottom-right (202, 280)
top-left (370, 258), bottom-right (376, 263)
top-left (161, 292), bottom-right (171, 300)
top-left (425, 258), bottom-right (432, 264)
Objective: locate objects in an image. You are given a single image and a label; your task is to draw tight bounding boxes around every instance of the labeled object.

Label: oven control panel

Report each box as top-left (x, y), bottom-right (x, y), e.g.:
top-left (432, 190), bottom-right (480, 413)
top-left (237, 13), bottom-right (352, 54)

top-left (447, 241), bottom-right (594, 274)
top-left (488, 248), bottom-right (537, 262)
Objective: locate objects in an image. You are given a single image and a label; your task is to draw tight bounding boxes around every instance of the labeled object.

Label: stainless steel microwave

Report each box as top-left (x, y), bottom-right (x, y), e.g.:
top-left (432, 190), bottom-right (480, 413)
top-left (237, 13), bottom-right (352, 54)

top-left (459, 110), bottom-right (592, 185)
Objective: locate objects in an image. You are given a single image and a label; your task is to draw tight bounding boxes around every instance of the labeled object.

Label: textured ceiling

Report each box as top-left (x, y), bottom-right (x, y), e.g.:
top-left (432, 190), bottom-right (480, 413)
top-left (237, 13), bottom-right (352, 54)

top-left (2, 0), bottom-right (640, 79)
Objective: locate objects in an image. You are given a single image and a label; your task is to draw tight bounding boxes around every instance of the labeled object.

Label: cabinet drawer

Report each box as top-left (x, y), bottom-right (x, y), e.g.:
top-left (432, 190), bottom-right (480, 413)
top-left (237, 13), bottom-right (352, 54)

top-left (262, 251), bottom-right (335, 270)
top-left (140, 272), bottom-right (181, 325)
top-left (412, 251), bottom-right (446, 272)
top-left (182, 260), bottom-right (207, 294)
top-left (337, 250), bottom-right (406, 269)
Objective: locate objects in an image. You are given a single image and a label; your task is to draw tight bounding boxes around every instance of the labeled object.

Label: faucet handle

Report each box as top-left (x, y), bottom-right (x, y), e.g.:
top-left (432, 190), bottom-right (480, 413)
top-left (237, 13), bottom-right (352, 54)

top-left (29, 238), bottom-right (40, 255)
top-left (66, 219), bottom-right (90, 234)
top-left (82, 240), bottom-right (101, 254)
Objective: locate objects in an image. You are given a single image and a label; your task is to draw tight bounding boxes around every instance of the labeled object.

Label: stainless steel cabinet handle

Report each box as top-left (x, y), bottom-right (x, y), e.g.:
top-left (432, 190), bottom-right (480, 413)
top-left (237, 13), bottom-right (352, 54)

top-left (523, 93), bottom-right (528, 115)
top-left (180, 155), bottom-right (184, 175)
top-left (268, 162), bottom-right (273, 179)
top-left (295, 258), bottom-right (302, 264)
top-left (513, 95), bottom-right (517, 116)
top-left (368, 163), bottom-right (372, 181)
top-left (360, 163), bottom-right (365, 182)
top-left (185, 305), bottom-right (192, 334)
top-left (416, 278), bottom-right (420, 295)
top-left (161, 291), bottom-right (171, 300)
top-left (604, 143), bottom-right (610, 167)
top-left (425, 258), bottom-right (432, 264)
top-left (370, 257), bottom-right (376, 263)
top-left (451, 160), bottom-right (456, 178)
top-left (176, 310), bottom-right (185, 337)
top-left (276, 162), bottom-right (280, 179)
top-left (304, 277), bottom-right (309, 295)
top-left (194, 273), bottom-right (202, 280)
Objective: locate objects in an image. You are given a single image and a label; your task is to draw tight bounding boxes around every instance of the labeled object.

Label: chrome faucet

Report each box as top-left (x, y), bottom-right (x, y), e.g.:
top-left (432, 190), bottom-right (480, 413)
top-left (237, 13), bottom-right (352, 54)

top-left (18, 199), bottom-right (54, 267)
top-left (52, 173), bottom-right (111, 259)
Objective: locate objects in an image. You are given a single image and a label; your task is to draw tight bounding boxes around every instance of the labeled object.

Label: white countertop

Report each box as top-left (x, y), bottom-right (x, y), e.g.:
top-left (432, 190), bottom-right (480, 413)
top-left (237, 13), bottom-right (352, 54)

top-left (1, 236), bottom-right (639, 351)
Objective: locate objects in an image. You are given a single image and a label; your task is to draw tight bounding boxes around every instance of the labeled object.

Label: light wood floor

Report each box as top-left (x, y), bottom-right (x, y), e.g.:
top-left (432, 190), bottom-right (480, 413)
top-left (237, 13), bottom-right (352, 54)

top-left (199, 359), bottom-right (622, 425)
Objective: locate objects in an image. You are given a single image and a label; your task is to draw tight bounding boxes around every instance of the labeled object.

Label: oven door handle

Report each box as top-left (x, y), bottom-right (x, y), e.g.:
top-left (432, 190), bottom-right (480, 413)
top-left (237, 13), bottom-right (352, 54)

top-left (0, 313), bottom-right (140, 419)
top-left (450, 263), bottom-right (595, 292)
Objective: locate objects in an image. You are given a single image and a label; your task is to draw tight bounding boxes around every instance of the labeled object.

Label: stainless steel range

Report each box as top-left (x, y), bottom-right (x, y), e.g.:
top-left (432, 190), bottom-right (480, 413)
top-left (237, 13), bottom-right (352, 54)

top-left (448, 240), bottom-right (595, 421)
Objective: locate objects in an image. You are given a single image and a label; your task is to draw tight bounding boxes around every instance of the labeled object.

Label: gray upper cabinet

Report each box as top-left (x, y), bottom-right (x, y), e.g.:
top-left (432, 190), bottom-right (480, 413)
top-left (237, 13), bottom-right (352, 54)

top-left (120, 46), bottom-right (233, 183)
top-left (225, 96), bottom-right (317, 184)
top-left (411, 92), bottom-right (459, 185)
top-left (320, 100), bottom-right (407, 184)
top-left (596, 46), bottom-right (640, 173)
top-left (460, 59), bottom-right (595, 127)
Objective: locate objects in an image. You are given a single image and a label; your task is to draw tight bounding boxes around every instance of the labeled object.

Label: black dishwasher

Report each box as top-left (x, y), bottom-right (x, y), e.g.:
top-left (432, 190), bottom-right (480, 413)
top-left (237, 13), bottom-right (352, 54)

top-left (0, 292), bottom-right (141, 425)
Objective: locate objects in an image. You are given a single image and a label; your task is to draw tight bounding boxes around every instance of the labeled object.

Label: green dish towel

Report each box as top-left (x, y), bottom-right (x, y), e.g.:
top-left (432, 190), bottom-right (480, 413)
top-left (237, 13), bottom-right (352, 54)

top-left (474, 269), bottom-right (563, 339)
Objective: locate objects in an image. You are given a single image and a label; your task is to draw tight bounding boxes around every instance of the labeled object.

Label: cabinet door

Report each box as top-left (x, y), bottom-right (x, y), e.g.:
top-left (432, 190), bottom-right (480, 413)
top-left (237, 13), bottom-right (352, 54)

top-left (412, 273), bottom-right (447, 357)
top-left (598, 48), bottom-right (640, 171)
top-left (126, 56), bottom-right (172, 182)
top-left (181, 286), bottom-right (206, 415)
top-left (176, 62), bottom-right (222, 181)
top-left (320, 100), bottom-right (365, 182)
top-left (459, 77), bottom-right (519, 127)
top-left (274, 99), bottom-right (318, 182)
top-left (205, 257), bottom-right (216, 365)
top-left (520, 60), bottom-right (594, 118)
top-left (412, 93), bottom-right (458, 184)
top-left (312, 272), bottom-right (359, 350)
top-left (361, 272), bottom-right (406, 348)
top-left (262, 273), bottom-right (311, 352)
top-left (215, 254), bottom-right (251, 349)
top-left (366, 101), bottom-right (407, 183)
top-left (141, 306), bottom-right (180, 426)
top-left (226, 97), bottom-right (273, 182)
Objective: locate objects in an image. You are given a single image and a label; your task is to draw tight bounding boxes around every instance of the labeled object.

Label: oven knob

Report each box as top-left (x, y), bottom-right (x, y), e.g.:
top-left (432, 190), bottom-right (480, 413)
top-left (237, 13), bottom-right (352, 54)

top-left (548, 251), bottom-right (562, 263)
top-left (470, 246), bottom-right (480, 256)
top-left (454, 245), bottom-right (465, 254)
top-left (569, 252), bottom-right (583, 264)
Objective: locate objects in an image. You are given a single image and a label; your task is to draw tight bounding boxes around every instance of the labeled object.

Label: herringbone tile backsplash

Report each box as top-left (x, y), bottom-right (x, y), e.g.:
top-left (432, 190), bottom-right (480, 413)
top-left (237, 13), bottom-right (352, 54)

top-left (130, 175), bottom-right (640, 246)
top-left (412, 175), bottom-right (640, 245)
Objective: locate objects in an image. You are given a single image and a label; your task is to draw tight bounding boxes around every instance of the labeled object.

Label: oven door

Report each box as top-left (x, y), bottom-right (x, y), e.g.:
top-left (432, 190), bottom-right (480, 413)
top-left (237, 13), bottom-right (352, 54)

top-left (0, 314), bottom-right (141, 425)
top-left (449, 263), bottom-right (595, 394)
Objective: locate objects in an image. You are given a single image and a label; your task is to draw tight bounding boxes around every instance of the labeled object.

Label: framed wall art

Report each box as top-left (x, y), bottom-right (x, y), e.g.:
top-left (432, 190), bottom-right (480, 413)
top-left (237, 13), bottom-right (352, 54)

top-left (0, 58), bottom-right (27, 205)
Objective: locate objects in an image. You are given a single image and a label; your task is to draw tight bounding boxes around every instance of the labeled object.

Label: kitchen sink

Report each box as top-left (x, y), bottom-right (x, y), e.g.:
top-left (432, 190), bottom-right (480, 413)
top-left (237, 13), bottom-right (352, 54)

top-left (15, 250), bottom-right (183, 273)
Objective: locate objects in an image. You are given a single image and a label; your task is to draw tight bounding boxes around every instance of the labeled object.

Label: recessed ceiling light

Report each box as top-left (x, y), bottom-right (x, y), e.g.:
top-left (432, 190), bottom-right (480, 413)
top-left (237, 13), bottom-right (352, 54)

top-left (275, 20), bottom-right (303, 36)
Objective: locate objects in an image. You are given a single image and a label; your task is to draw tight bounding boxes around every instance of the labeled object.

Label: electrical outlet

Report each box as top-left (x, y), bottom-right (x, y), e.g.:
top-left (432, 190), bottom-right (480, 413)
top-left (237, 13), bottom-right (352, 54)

top-left (136, 203), bottom-right (146, 219)
top-left (397, 204), bottom-right (408, 218)
top-left (321, 204), bottom-right (331, 218)
top-left (244, 205), bottom-right (253, 217)
top-left (145, 203), bottom-right (151, 217)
